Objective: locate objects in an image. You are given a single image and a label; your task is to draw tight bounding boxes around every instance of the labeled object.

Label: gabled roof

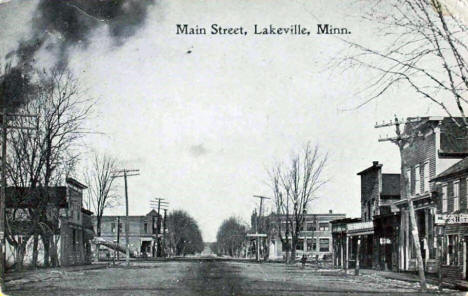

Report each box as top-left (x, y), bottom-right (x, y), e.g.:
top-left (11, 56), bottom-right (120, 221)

top-left (66, 177), bottom-right (87, 189)
top-left (431, 157), bottom-right (468, 182)
top-left (357, 161), bottom-right (382, 176)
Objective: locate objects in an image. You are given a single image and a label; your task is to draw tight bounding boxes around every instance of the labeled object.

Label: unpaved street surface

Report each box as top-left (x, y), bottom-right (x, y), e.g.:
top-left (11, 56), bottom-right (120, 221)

top-left (5, 260), bottom-right (464, 295)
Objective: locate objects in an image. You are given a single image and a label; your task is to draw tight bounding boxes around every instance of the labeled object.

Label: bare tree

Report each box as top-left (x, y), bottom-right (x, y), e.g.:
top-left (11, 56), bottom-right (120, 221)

top-left (339, 0), bottom-right (468, 127)
top-left (4, 66), bottom-right (93, 268)
top-left (268, 143), bottom-right (328, 263)
top-left (83, 152), bottom-right (119, 237)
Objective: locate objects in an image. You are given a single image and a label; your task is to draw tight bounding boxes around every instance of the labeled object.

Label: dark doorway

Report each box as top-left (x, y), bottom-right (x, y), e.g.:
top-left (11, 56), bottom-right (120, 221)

top-left (141, 241), bottom-right (151, 257)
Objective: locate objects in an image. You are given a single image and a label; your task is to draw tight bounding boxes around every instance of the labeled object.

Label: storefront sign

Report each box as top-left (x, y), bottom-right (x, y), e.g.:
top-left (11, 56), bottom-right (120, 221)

top-left (435, 213), bottom-right (468, 225)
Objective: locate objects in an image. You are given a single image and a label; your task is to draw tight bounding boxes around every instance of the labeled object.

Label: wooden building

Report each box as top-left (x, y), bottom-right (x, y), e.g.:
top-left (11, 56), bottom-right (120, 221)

top-left (5, 178), bottom-right (94, 267)
top-left (394, 117), bottom-right (468, 273)
top-left (432, 157), bottom-right (468, 280)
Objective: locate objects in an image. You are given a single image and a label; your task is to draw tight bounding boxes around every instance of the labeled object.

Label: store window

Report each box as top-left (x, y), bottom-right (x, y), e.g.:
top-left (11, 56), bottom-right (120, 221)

top-left (306, 239), bottom-right (314, 251)
top-left (319, 238), bottom-right (330, 252)
top-left (447, 235), bottom-right (459, 265)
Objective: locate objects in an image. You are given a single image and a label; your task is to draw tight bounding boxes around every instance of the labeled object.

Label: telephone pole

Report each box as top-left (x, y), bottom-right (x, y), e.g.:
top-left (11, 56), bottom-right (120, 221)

top-left (0, 107), bottom-right (36, 289)
top-left (253, 195), bottom-right (271, 262)
top-left (112, 169), bottom-right (140, 266)
top-left (375, 115), bottom-right (427, 291)
top-left (150, 198), bottom-right (168, 257)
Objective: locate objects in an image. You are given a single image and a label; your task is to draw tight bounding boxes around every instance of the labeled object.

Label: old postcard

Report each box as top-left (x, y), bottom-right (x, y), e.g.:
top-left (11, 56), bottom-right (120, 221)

top-left (0, 0), bottom-right (468, 295)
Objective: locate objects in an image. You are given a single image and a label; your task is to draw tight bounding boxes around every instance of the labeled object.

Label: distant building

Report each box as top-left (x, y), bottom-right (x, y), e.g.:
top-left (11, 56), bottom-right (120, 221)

top-left (268, 211), bottom-right (346, 260)
top-left (94, 210), bottom-right (163, 258)
top-left (5, 178), bottom-right (94, 267)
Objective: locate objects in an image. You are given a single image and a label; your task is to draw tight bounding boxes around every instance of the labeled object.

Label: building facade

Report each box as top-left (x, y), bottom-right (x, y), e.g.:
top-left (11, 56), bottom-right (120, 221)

top-left (395, 117), bottom-right (468, 273)
top-left (431, 157), bottom-right (468, 280)
top-left (269, 211), bottom-right (346, 260)
top-left (332, 161), bottom-right (400, 271)
top-left (94, 210), bottom-right (163, 258)
top-left (5, 178), bottom-right (94, 267)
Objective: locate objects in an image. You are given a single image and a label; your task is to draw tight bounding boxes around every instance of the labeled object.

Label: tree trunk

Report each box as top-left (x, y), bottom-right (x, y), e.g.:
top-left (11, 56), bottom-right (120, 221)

top-left (31, 233), bottom-right (39, 268)
top-left (15, 243), bottom-right (26, 272)
top-left (50, 236), bottom-right (59, 267)
top-left (42, 234), bottom-right (50, 267)
top-left (96, 217), bottom-right (102, 237)
top-left (291, 239), bottom-right (297, 264)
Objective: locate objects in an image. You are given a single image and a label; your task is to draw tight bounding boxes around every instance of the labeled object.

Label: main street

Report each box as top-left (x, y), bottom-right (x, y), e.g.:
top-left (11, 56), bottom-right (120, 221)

top-left (5, 259), bottom-right (463, 295)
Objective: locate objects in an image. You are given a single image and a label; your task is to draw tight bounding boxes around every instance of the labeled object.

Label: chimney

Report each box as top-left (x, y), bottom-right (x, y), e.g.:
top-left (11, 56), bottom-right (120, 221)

top-left (373, 161), bottom-right (379, 167)
top-left (329, 210), bottom-right (333, 214)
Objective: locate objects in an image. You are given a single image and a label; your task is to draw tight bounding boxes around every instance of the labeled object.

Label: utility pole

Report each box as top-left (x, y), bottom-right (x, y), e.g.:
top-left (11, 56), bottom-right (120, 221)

top-left (150, 198), bottom-right (168, 257)
top-left (0, 105), bottom-right (36, 289)
top-left (116, 216), bottom-right (120, 261)
top-left (253, 195), bottom-right (271, 262)
top-left (375, 116), bottom-right (427, 291)
top-left (112, 169), bottom-right (140, 266)
top-left (163, 208), bottom-right (167, 257)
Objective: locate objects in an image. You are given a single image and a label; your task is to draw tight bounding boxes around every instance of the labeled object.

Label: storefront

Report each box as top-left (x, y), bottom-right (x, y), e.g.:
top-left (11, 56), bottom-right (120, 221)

top-left (331, 218), bottom-right (374, 269)
top-left (435, 213), bottom-right (468, 280)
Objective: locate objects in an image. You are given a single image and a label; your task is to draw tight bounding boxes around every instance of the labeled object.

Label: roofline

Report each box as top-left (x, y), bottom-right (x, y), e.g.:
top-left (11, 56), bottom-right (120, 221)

top-left (66, 178), bottom-right (87, 189)
top-left (357, 163), bottom-right (382, 176)
top-left (431, 168), bottom-right (468, 183)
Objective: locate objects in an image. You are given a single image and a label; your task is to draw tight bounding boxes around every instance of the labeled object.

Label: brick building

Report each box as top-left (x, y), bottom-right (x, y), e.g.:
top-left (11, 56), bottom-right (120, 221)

top-left (94, 210), bottom-right (163, 258)
top-left (268, 211), bottom-right (346, 260)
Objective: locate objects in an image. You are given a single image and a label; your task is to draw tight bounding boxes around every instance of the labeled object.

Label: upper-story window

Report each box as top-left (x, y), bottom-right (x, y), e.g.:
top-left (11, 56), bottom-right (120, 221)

top-left (423, 161), bottom-right (430, 193)
top-left (306, 223), bottom-right (316, 231)
top-left (454, 181), bottom-right (460, 212)
top-left (319, 223), bottom-right (329, 231)
top-left (466, 178), bottom-right (468, 210)
top-left (144, 223), bottom-right (148, 234)
top-left (442, 185), bottom-right (448, 213)
top-left (415, 165), bottom-right (421, 195)
top-left (111, 223), bottom-right (116, 233)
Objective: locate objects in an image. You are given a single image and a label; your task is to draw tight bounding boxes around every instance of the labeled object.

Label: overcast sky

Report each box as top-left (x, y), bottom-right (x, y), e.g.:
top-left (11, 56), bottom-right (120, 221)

top-left (0, 0), bottom-right (451, 242)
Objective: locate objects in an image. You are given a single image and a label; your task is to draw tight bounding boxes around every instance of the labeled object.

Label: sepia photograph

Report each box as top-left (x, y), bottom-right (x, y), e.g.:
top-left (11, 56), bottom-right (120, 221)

top-left (0, 0), bottom-right (468, 295)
